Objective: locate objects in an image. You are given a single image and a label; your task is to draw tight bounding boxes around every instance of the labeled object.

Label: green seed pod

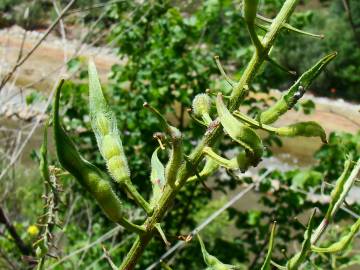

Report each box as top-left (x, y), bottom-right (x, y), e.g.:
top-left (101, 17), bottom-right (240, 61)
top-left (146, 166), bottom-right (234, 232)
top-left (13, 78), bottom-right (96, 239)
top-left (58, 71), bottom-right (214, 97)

top-left (216, 93), bottom-right (263, 166)
top-left (89, 60), bottom-right (152, 215)
top-left (187, 158), bottom-right (219, 183)
top-left (311, 218), bottom-right (360, 253)
top-left (326, 157), bottom-right (357, 220)
top-left (102, 134), bottom-right (123, 159)
top-left (150, 148), bottom-right (165, 207)
top-left (286, 211), bottom-right (316, 270)
top-left (197, 234), bottom-right (235, 270)
top-left (192, 93), bottom-right (212, 125)
top-left (95, 112), bottom-right (111, 136)
top-left (233, 111), bottom-right (327, 143)
top-left (88, 59), bottom-right (130, 184)
top-left (165, 126), bottom-right (183, 187)
top-left (53, 80), bottom-right (144, 234)
top-left (203, 147), bottom-right (250, 173)
top-left (260, 222), bottom-right (276, 270)
top-left (276, 121), bottom-right (327, 143)
top-left (92, 178), bottom-right (123, 223)
top-left (260, 52), bottom-right (337, 125)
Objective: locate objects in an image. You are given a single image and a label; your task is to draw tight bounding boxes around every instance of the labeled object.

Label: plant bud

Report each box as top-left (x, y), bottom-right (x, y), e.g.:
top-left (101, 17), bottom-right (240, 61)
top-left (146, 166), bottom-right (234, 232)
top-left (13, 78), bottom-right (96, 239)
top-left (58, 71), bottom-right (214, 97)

top-left (192, 94), bottom-right (211, 118)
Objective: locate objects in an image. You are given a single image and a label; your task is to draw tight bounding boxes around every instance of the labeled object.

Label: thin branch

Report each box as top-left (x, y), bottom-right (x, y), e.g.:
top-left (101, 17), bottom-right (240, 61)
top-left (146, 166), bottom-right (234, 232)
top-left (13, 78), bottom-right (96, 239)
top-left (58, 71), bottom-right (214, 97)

top-left (0, 206), bottom-right (34, 256)
top-left (0, 0), bottom-right (76, 92)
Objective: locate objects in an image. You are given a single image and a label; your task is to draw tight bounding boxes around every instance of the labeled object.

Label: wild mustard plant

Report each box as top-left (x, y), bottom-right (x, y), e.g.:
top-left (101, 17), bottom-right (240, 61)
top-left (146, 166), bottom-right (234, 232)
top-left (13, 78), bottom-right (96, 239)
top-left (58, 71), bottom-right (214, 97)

top-left (51, 0), bottom-right (360, 269)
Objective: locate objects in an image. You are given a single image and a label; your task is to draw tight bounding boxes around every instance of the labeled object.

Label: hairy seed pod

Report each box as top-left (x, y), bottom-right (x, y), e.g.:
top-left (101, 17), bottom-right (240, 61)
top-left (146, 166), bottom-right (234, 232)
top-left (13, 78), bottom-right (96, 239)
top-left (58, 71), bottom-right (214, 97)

top-left (95, 112), bottom-right (111, 136)
top-left (88, 60), bottom-right (130, 184)
top-left (260, 52), bottom-right (337, 124)
top-left (276, 121), bottom-right (327, 143)
top-left (216, 93), bottom-right (263, 166)
top-left (286, 211), bottom-right (316, 270)
top-left (311, 218), bottom-right (360, 253)
top-left (53, 80), bottom-right (144, 234)
top-left (192, 93), bottom-right (212, 125)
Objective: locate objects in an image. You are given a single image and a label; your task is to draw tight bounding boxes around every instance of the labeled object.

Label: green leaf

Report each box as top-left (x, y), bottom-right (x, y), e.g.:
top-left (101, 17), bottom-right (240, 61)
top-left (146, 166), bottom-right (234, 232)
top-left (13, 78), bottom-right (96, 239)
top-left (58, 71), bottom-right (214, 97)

top-left (150, 148), bottom-right (165, 207)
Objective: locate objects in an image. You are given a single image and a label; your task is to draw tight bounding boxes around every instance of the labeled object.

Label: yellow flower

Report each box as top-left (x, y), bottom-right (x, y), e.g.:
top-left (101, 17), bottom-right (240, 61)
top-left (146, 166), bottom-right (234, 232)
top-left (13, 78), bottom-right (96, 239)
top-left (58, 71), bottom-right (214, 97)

top-left (27, 225), bottom-right (39, 236)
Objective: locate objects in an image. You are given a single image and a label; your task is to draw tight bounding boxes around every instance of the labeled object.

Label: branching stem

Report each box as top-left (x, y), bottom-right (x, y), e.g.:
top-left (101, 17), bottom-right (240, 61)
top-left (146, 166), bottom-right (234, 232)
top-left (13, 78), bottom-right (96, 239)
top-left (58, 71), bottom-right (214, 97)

top-left (118, 1), bottom-right (299, 269)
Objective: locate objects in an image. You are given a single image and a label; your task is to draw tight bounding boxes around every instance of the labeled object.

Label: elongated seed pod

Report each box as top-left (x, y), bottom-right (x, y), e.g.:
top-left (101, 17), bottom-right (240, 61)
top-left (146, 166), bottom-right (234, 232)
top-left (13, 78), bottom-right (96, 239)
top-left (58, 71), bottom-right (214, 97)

top-left (197, 234), bottom-right (235, 270)
top-left (260, 52), bottom-right (337, 124)
top-left (165, 126), bottom-right (183, 187)
top-left (260, 222), bottom-right (276, 270)
top-left (192, 93), bottom-right (212, 125)
top-left (203, 146), bottom-right (250, 173)
top-left (312, 218), bottom-right (360, 253)
top-left (234, 111), bottom-right (327, 143)
top-left (187, 158), bottom-right (219, 183)
top-left (276, 121), bottom-right (327, 143)
top-left (150, 148), bottom-right (165, 207)
top-left (326, 157), bottom-right (358, 219)
top-left (286, 210), bottom-right (316, 270)
top-left (216, 94), bottom-right (263, 166)
top-left (53, 80), bottom-right (144, 234)
top-left (88, 60), bottom-right (130, 184)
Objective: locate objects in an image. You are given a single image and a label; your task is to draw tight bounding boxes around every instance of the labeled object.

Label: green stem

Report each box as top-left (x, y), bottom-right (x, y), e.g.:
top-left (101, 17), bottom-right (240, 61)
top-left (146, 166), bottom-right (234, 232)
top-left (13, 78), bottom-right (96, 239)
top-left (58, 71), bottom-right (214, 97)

top-left (122, 181), bottom-right (153, 215)
top-left (118, 1), bottom-right (298, 269)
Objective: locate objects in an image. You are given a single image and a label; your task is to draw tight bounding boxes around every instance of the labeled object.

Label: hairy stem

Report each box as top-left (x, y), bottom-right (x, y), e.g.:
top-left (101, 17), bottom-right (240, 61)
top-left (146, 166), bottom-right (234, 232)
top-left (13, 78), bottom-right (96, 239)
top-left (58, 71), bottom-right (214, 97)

top-left (119, 1), bottom-right (298, 269)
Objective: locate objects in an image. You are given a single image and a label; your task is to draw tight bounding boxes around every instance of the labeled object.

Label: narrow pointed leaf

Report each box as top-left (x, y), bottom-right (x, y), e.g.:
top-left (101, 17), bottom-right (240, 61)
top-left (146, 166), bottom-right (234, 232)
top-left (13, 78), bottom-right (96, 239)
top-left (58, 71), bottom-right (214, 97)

top-left (150, 148), bottom-right (165, 207)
